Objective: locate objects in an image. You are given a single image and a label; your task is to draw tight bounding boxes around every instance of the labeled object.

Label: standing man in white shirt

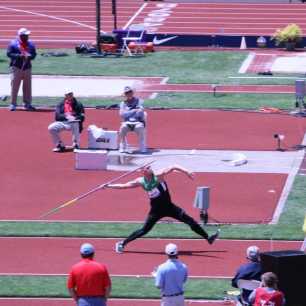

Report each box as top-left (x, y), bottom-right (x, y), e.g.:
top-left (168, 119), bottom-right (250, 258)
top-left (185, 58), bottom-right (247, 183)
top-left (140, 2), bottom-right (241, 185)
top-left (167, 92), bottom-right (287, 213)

top-left (155, 243), bottom-right (188, 306)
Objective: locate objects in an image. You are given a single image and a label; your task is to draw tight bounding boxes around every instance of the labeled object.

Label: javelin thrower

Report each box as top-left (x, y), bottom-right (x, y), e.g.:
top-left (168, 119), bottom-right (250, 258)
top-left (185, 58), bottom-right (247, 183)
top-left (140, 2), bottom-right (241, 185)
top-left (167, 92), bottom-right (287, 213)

top-left (106, 164), bottom-right (220, 253)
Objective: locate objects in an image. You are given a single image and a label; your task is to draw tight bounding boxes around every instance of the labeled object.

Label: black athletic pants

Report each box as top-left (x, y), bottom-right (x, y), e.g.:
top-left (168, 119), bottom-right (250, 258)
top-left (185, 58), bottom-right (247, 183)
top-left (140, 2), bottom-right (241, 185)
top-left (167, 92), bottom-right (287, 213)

top-left (122, 203), bottom-right (209, 246)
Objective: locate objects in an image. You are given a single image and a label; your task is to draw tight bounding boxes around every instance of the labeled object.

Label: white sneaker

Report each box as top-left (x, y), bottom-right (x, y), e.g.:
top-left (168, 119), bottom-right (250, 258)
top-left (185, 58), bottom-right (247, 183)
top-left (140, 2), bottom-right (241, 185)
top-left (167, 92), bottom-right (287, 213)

top-left (115, 241), bottom-right (124, 253)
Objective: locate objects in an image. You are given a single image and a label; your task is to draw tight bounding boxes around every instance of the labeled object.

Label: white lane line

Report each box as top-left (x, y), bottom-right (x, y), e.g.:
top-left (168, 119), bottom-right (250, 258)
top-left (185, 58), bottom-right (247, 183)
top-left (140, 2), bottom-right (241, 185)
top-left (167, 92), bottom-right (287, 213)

top-left (0, 5), bottom-right (99, 32)
top-left (238, 52), bottom-right (255, 74)
top-left (270, 148), bottom-right (305, 224)
top-left (123, 3), bottom-right (147, 29)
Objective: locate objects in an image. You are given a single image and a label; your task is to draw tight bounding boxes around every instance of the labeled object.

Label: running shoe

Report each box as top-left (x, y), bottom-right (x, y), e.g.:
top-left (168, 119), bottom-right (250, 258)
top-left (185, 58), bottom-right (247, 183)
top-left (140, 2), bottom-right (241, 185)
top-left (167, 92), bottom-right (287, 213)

top-left (24, 104), bottom-right (36, 111)
top-left (208, 229), bottom-right (221, 245)
top-left (9, 104), bottom-right (16, 111)
top-left (52, 143), bottom-right (66, 153)
top-left (115, 241), bottom-right (124, 253)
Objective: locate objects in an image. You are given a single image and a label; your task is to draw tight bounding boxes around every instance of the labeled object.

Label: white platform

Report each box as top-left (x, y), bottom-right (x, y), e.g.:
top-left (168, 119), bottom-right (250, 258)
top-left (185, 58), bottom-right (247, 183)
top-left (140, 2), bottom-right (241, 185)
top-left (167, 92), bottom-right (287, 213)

top-left (75, 149), bottom-right (108, 170)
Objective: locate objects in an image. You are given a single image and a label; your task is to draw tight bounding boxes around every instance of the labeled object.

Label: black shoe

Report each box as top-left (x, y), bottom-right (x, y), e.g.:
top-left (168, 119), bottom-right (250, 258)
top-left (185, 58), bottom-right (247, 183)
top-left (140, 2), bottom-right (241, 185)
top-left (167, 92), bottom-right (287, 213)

top-left (24, 104), bottom-right (36, 111)
top-left (208, 229), bottom-right (220, 245)
top-left (52, 144), bottom-right (66, 152)
top-left (73, 143), bottom-right (80, 150)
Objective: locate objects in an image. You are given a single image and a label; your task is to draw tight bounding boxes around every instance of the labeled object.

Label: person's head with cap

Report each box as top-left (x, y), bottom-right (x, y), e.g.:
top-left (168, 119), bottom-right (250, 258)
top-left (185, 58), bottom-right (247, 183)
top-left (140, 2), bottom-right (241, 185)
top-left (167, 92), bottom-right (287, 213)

top-left (17, 28), bottom-right (30, 43)
top-left (246, 245), bottom-right (260, 262)
top-left (64, 89), bottom-right (74, 100)
top-left (80, 243), bottom-right (95, 258)
top-left (123, 86), bottom-right (134, 101)
top-left (165, 243), bottom-right (178, 258)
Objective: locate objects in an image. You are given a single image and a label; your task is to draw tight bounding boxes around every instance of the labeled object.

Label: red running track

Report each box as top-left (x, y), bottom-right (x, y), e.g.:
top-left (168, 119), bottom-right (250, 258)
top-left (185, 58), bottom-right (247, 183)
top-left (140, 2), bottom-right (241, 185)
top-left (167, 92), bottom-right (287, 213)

top-left (1, 1), bottom-right (306, 48)
top-left (0, 109), bottom-right (300, 223)
top-left (0, 237), bottom-right (300, 276)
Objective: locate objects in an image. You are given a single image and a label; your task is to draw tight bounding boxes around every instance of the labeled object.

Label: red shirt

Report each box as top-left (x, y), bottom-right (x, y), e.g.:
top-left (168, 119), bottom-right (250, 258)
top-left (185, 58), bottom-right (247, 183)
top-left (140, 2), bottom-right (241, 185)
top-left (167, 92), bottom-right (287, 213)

top-left (64, 99), bottom-right (73, 114)
top-left (254, 287), bottom-right (284, 306)
top-left (67, 258), bottom-right (111, 297)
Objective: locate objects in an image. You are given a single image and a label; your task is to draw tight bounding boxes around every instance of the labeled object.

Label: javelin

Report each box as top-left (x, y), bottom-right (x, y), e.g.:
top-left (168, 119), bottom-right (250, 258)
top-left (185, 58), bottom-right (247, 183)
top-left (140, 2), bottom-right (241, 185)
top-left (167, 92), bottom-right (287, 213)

top-left (40, 160), bottom-right (155, 219)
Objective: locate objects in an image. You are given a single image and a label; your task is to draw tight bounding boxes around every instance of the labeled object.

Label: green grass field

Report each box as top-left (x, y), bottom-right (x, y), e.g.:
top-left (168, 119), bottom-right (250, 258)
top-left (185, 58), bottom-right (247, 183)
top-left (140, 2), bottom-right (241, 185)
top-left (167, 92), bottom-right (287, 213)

top-left (1, 48), bottom-right (305, 304)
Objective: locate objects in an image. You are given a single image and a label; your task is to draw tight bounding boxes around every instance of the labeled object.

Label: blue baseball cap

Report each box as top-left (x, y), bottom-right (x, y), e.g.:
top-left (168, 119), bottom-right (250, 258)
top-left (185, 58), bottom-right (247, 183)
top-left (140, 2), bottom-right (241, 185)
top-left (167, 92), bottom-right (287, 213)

top-left (80, 243), bottom-right (95, 255)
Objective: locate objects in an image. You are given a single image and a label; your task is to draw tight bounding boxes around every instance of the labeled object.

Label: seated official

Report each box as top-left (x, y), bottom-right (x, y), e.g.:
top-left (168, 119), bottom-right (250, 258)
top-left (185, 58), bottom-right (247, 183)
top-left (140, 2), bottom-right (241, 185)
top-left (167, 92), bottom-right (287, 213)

top-left (232, 246), bottom-right (262, 305)
top-left (48, 90), bottom-right (85, 152)
top-left (118, 86), bottom-right (147, 153)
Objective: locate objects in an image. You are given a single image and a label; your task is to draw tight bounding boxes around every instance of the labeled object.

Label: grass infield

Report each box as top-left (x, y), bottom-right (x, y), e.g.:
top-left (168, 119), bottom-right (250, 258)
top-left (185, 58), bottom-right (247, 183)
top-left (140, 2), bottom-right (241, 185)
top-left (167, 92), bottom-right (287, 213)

top-left (0, 275), bottom-right (231, 300)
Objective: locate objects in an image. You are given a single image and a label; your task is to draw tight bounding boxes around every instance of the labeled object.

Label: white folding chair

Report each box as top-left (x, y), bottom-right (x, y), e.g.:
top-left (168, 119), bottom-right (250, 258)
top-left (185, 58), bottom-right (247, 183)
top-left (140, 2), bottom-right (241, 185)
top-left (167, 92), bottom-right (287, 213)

top-left (121, 24), bottom-right (146, 56)
top-left (236, 279), bottom-right (260, 306)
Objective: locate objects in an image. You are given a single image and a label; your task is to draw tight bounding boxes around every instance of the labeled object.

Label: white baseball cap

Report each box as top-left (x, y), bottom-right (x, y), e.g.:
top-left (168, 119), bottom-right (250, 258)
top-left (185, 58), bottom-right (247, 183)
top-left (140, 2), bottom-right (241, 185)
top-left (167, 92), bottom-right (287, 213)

top-left (64, 89), bottom-right (73, 95)
top-left (80, 243), bottom-right (95, 255)
top-left (246, 245), bottom-right (259, 260)
top-left (18, 28), bottom-right (31, 36)
top-left (165, 243), bottom-right (178, 256)
top-left (123, 86), bottom-right (133, 94)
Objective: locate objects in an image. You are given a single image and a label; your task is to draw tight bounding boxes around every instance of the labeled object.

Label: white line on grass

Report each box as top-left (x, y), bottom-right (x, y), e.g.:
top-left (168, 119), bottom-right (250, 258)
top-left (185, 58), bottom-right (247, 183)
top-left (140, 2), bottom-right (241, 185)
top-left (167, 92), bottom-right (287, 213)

top-left (270, 147), bottom-right (305, 224)
top-left (238, 52), bottom-right (255, 74)
top-left (229, 76), bottom-right (306, 80)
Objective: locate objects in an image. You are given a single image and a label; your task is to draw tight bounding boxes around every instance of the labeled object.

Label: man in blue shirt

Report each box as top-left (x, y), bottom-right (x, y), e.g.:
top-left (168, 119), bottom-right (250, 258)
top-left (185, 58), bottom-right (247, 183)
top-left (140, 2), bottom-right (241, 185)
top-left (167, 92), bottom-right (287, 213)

top-left (7, 28), bottom-right (36, 111)
top-left (231, 245), bottom-right (262, 304)
top-left (155, 243), bottom-right (188, 306)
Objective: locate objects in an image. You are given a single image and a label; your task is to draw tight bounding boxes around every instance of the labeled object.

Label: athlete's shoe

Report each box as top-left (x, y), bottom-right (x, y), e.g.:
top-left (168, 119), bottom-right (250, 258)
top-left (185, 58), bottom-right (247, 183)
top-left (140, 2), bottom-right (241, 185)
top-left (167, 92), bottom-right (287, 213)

top-left (115, 241), bottom-right (124, 253)
top-left (208, 229), bottom-right (220, 245)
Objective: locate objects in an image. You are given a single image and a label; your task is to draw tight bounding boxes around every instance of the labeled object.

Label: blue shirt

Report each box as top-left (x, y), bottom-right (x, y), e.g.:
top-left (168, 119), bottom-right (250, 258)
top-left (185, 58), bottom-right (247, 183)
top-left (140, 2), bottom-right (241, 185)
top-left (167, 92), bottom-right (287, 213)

top-left (7, 38), bottom-right (36, 70)
top-left (155, 258), bottom-right (188, 296)
top-left (231, 261), bottom-right (262, 302)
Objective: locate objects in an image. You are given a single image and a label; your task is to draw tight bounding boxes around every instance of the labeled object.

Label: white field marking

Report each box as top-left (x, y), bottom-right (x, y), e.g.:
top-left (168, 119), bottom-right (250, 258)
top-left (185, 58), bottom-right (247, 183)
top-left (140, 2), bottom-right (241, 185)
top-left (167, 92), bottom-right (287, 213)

top-left (0, 237), bottom-right (301, 243)
top-left (0, 6), bottom-right (99, 32)
top-left (238, 52), bottom-right (255, 74)
top-left (149, 92), bottom-right (158, 99)
top-left (139, 89), bottom-right (293, 93)
top-left (123, 2), bottom-right (147, 30)
top-left (270, 148), bottom-right (305, 224)
top-left (161, 77), bottom-right (169, 84)
top-left (229, 76), bottom-right (306, 80)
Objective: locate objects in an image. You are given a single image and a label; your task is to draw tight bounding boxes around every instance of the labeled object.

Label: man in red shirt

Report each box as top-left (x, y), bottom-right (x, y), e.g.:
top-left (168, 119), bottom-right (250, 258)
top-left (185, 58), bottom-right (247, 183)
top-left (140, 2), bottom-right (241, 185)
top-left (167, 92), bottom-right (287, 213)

top-left (67, 243), bottom-right (111, 306)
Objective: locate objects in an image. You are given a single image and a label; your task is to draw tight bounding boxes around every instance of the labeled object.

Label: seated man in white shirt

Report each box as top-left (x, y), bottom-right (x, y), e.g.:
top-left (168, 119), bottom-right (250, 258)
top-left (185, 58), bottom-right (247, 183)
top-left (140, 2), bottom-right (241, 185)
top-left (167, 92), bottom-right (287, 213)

top-left (118, 86), bottom-right (147, 153)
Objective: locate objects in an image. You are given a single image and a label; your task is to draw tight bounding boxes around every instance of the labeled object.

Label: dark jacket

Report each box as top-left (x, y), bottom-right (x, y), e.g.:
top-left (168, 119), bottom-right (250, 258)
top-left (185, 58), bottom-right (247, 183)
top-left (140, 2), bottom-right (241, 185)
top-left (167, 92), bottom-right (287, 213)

top-left (231, 261), bottom-right (262, 303)
top-left (55, 98), bottom-right (85, 133)
top-left (7, 39), bottom-right (36, 70)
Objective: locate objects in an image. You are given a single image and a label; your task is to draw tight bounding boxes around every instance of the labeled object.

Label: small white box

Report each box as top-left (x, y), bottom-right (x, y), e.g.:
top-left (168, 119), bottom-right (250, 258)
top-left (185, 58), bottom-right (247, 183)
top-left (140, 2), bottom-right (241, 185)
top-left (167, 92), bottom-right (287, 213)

top-left (75, 149), bottom-right (108, 170)
top-left (88, 125), bottom-right (118, 150)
